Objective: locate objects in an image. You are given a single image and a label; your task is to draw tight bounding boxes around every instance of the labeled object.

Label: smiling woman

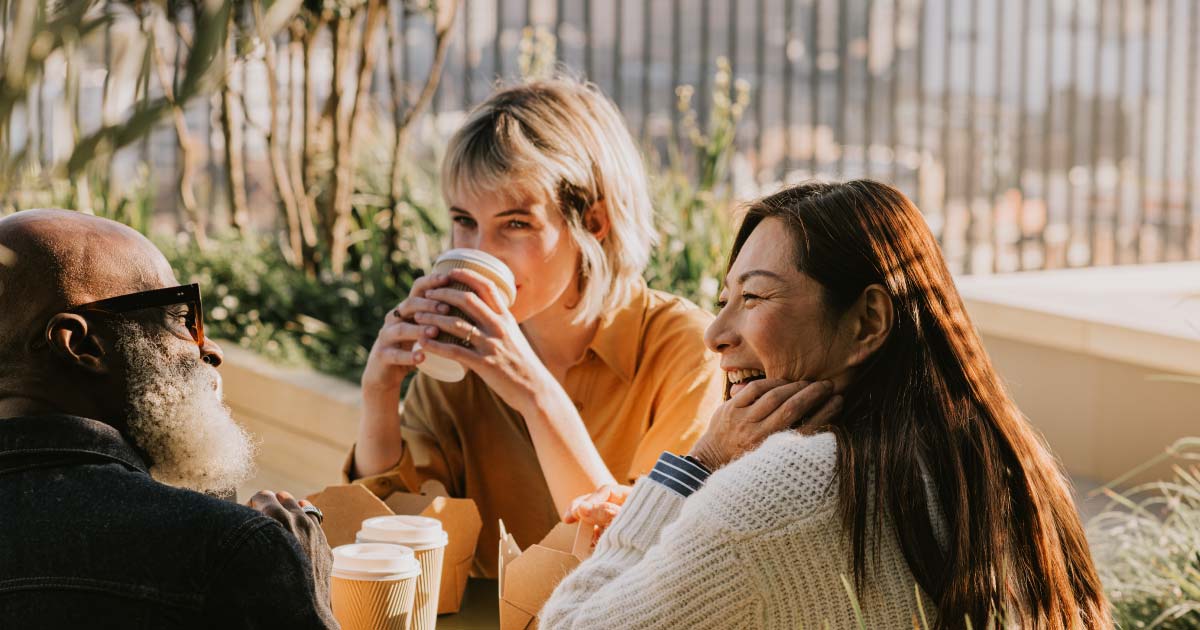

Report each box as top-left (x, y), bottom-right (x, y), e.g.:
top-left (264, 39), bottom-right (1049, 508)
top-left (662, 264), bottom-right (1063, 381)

top-left (343, 78), bottom-right (725, 576)
top-left (712, 251), bottom-right (864, 400)
top-left (541, 180), bottom-right (1112, 630)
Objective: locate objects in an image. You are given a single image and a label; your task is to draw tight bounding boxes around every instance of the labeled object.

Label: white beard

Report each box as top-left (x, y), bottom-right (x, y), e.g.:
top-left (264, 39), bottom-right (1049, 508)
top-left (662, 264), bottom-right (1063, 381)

top-left (116, 323), bottom-right (257, 494)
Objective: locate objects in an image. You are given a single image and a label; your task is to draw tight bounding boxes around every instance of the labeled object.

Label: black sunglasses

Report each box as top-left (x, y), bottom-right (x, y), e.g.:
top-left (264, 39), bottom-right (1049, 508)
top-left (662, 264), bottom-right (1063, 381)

top-left (65, 283), bottom-right (206, 348)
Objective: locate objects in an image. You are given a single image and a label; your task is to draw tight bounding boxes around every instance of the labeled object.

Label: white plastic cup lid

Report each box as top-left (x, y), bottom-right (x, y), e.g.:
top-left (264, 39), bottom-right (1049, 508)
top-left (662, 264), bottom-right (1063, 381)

top-left (331, 543), bottom-right (421, 580)
top-left (357, 515), bottom-right (449, 549)
top-left (433, 248), bottom-right (516, 305)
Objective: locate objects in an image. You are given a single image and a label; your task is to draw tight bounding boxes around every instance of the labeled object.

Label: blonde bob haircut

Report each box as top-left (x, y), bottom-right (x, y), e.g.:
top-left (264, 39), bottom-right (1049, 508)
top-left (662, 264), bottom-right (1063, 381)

top-left (441, 78), bottom-right (658, 325)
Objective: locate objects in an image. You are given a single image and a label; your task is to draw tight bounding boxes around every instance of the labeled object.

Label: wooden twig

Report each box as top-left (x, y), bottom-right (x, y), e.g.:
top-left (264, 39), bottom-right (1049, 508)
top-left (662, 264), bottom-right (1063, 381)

top-left (389, 0), bottom-right (458, 210)
top-left (219, 9), bottom-right (249, 233)
top-left (251, 0), bottom-right (303, 266)
top-left (286, 18), bottom-right (318, 261)
top-left (329, 0), bottom-right (386, 274)
top-left (149, 5), bottom-right (207, 247)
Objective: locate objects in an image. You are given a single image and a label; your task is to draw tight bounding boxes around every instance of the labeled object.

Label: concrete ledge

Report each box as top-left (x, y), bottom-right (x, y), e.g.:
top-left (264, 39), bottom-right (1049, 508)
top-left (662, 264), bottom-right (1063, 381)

top-left (957, 262), bottom-right (1200, 376)
top-left (958, 262), bottom-right (1200, 483)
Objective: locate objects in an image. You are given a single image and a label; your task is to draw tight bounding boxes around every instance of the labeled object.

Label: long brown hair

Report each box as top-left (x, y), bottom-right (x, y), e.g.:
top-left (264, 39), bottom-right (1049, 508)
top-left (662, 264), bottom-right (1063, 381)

top-left (729, 181), bottom-right (1110, 629)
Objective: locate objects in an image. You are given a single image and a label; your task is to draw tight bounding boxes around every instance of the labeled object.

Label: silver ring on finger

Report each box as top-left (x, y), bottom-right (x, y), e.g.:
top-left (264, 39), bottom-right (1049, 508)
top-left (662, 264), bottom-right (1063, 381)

top-left (301, 504), bottom-right (324, 524)
top-left (465, 325), bottom-right (478, 345)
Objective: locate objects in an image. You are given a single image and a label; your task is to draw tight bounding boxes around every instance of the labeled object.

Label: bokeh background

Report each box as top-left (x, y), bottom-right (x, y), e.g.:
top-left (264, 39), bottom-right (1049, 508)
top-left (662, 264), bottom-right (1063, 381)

top-left (2, 2), bottom-right (1199, 626)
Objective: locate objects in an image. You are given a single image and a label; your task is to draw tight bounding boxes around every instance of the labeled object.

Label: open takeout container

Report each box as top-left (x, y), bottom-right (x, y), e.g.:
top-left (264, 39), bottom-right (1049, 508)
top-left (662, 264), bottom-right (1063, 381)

top-left (497, 520), bottom-right (593, 630)
top-left (307, 480), bottom-right (482, 614)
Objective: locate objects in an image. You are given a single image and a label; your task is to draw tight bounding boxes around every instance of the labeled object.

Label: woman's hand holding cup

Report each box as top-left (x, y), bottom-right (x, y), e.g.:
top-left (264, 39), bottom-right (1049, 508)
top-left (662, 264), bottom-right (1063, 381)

top-left (414, 268), bottom-right (552, 416)
top-left (688, 379), bottom-right (843, 471)
top-left (361, 273), bottom-right (453, 394)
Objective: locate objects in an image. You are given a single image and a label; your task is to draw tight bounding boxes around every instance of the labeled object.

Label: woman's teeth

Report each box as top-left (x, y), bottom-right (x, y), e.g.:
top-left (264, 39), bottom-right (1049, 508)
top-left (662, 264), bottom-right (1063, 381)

top-left (727, 369), bottom-right (766, 385)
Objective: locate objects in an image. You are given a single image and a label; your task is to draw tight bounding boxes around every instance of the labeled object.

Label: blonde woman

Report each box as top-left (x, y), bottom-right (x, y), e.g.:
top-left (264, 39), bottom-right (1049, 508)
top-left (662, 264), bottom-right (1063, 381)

top-left (345, 79), bottom-right (724, 575)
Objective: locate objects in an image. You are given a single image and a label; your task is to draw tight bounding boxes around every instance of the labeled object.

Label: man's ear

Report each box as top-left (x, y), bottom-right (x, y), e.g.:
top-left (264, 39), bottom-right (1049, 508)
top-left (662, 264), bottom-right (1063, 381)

top-left (583, 201), bottom-right (611, 242)
top-left (44, 313), bottom-right (112, 375)
top-left (841, 284), bottom-right (893, 369)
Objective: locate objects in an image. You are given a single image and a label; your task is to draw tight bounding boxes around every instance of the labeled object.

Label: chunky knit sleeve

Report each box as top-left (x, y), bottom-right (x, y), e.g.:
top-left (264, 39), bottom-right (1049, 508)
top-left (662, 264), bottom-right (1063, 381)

top-left (540, 476), bottom-right (766, 630)
top-left (544, 432), bottom-right (938, 629)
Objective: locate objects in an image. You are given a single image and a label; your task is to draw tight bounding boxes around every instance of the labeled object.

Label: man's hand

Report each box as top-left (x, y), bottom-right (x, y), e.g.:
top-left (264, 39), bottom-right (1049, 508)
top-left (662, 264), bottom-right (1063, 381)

top-left (249, 490), bottom-right (337, 628)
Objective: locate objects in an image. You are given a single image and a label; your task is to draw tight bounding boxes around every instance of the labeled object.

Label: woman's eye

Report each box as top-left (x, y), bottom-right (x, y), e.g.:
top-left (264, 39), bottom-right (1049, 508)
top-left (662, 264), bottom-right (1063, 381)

top-left (741, 293), bottom-right (763, 302)
top-left (452, 216), bottom-right (476, 228)
top-left (715, 298), bottom-right (728, 310)
top-left (505, 220), bottom-right (531, 230)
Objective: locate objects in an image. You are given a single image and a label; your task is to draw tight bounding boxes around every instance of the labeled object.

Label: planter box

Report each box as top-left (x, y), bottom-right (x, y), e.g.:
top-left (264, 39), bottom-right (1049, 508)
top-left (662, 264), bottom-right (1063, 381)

top-left (222, 262), bottom-right (1200, 501)
top-left (218, 344), bottom-right (361, 501)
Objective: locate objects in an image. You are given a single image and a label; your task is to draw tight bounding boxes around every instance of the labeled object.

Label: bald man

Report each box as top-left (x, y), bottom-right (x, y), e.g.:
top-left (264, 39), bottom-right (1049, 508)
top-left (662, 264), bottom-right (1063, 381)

top-left (0, 210), bottom-right (337, 629)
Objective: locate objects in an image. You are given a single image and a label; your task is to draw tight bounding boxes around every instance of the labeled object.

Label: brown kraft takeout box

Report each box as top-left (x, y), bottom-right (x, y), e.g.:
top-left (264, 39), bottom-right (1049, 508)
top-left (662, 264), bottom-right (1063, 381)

top-left (497, 520), bottom-right (593, 630)
top-left (306, 480), bottom-right (482, 615)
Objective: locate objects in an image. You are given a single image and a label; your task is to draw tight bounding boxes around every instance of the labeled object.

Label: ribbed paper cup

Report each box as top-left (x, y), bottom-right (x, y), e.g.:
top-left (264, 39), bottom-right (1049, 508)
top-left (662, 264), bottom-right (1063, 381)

top-left (414, 249), bottom-right (517, 382)
top-left (330, 543), bottom-right (421, 630)
top-left (331, 575), bottom-right (417, 630)
top-left (410, 545), bottom-right (446, 630)
top-left (356, 516), bottom-right (449, 630)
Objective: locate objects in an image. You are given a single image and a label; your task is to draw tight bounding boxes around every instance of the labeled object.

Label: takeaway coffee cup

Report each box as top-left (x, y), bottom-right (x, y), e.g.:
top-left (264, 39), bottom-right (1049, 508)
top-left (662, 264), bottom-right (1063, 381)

top-left (330, 543), bottom-right (421, 630)
top-left (412, 249), bottom-right (517, 382)
top-left (357, 515), bottom-right (449, 630)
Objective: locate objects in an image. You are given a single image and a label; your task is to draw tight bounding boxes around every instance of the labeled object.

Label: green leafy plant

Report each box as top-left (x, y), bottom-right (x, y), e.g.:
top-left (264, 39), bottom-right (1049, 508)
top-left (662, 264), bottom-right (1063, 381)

top-left (159, 117), bottom-right (448, 381)
top-left (2, 162), bottom-right (154, 232)
top-left (643, 56), bottom-right (749, 312)
top-left (161, 225), bottom-right (423, 382)
top-left (5, 8), bottom-right (750, 384)
top-left (158, 50), bottom-right (753, 383)
top-left (0, 0), bottom-right (265, 198)
top-left (1088, 437), bottom-right (1200, 629)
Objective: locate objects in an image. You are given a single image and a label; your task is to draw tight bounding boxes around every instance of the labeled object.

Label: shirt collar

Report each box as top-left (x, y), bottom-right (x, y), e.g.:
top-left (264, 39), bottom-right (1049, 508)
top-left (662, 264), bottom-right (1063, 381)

top-left (0, 414), bottom-right (149, 475)
top-left (585, 277), bottom-right (650, 383)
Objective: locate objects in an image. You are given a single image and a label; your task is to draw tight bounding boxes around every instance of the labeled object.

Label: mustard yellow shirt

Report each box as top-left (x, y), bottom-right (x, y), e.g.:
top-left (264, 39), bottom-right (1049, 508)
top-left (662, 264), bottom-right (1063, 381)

top-left (345, 278), bottom-right (723, 577)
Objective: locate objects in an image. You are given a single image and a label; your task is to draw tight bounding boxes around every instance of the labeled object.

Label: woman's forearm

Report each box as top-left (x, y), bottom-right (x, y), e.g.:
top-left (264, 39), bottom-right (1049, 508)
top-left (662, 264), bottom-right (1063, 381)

top-left (351, 385), bottom-right (406, 479)
top-left (521, 382), bottom-right (618, 516)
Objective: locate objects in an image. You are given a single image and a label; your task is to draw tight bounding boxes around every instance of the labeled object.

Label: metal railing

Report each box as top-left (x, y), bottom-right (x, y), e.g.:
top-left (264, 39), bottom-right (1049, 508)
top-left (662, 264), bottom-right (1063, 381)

top-left (7, 0), bottom-right (1199, 274)
top-left (477, 0), bottom-right (1200, 273)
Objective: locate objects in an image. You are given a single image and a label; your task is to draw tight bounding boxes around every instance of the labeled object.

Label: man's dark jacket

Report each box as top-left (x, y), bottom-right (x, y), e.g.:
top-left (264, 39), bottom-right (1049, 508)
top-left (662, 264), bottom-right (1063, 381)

top-left (0, 414), bottom-right (330, 629)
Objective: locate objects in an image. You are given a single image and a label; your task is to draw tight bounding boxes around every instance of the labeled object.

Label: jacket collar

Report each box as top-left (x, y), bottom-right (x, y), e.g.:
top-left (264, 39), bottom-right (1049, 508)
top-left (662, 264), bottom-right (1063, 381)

top-left (0, 414), bottom-right (149, 475)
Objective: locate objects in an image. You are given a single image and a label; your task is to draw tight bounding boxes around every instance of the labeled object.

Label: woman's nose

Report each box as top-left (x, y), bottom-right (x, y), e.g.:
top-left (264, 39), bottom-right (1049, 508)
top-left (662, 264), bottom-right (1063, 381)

top-left (456, 233), bottom-right (481, 250)
top-left (467, 236), bottom-right (505, 263)
top-left (704, 310), bottom-right (737, 354)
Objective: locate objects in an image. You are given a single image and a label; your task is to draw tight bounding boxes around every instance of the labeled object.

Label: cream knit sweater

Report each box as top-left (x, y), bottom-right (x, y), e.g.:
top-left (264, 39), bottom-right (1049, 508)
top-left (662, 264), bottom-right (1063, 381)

top-left (541, 432), bottom-right (941, 629)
